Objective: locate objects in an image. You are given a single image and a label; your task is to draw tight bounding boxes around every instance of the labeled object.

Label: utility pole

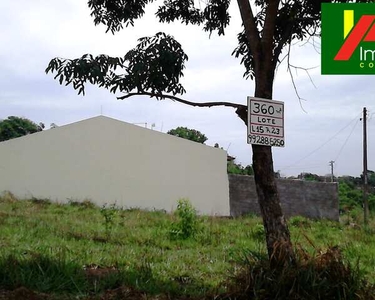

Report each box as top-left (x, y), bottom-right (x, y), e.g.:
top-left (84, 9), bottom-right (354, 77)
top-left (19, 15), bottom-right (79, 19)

top-left (329, 161), bottom-right (335, 182)
top-left (363, 107), bottom-right (369, 225)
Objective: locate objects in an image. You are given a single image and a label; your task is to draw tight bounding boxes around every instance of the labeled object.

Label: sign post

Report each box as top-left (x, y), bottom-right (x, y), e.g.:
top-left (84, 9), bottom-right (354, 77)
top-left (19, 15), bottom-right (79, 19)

top-left (247, 97), bottom-right (285, 147)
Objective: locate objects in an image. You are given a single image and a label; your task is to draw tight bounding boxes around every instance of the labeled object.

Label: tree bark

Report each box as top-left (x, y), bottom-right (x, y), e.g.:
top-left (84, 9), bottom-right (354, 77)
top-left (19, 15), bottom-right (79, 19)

top-left (252, 68), bottom-right (295, 267)
top-left (236, 0), bottom-right (295, 268)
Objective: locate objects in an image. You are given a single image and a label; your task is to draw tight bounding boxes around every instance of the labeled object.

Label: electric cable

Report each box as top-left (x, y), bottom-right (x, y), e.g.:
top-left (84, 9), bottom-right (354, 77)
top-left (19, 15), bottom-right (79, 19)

top-left (334, 118), bottom-right (360, 162)
top-left (281, 111), bottom-right (362, 170)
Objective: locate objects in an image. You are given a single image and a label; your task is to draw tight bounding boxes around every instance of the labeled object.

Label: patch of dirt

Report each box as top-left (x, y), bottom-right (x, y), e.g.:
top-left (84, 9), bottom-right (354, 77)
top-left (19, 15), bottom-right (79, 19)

top-left (67, 232), bottom-right (109, 244)
top-left (85, 286), bottom-right (208, 300)
top-left (0, 287), bottom-right (49, 300)
top-left (83, 264), bottom-right (119, 280)
top-left (88, 286), bottom-right (154, 300)
top-left (0, 287), bottom-right (214, 300)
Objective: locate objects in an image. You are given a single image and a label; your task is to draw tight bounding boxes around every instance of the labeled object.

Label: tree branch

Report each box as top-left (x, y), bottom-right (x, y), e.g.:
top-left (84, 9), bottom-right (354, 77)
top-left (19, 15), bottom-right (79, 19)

top-left (118, 92), bottom-right (241, 108)
top-left (262, 0), bottom-right (280, 51)
top-left (117, 91), bottom-right (248, 124)
top-left (273, 20), bottom-right (295, 69)
top-left (236, 0), bottom-right (261, 64)
top-left (262, 0), bottom-right (281, 65)
top-left (286, 41), bottom-right (307, 113)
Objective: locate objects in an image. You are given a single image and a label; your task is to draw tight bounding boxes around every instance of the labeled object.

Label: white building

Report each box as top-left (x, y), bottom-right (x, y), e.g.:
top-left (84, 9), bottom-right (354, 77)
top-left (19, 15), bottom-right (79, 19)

top-left (0, 116), bottom-right (230, 215)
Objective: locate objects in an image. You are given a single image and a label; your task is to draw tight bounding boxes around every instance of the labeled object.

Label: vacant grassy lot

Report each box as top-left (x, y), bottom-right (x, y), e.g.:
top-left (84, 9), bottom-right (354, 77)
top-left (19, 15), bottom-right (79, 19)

top-left (0, 193), bottom-right (375, 299)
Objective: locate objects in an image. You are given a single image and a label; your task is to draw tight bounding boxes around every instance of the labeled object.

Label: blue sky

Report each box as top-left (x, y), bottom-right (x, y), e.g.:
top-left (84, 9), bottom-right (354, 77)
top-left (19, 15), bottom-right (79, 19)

top-left (0, 0), bottom-right (374, 177)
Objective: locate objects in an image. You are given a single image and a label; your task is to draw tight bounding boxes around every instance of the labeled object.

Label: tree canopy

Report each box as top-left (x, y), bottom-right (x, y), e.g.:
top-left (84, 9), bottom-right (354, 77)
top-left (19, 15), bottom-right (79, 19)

top-left (46, 0), bottom-right (347, 121)
top-left (167, 127), bottom-right (208, 144)
top-left (227, 162), bottom-right (254, 175)
top-left (0, 116), bottom-right (44, 142)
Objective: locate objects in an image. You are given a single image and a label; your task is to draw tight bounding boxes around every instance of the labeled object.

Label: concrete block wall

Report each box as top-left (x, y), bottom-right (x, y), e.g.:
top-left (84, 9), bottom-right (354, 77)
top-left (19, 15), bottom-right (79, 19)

top-left (229, 175), bottom-right (339, 221)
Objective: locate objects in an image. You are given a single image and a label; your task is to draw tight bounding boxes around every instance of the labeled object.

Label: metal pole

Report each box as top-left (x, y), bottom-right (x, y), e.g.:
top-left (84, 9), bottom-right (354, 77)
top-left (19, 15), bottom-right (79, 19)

top-left (363, 107), bottom-right (369, 225)
top-left (329, 161), bottom-right (335, 182)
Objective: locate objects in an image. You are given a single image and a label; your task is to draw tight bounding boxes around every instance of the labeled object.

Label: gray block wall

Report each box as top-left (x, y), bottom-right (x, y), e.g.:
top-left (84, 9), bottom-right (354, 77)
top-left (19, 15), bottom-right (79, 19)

top-left (229, 175), bottom-right (339, 221)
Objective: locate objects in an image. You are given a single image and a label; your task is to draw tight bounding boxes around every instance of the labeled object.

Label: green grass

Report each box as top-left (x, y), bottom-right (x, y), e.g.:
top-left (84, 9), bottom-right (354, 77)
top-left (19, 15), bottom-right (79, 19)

top-left (0, 193), bottom-right (375, 298)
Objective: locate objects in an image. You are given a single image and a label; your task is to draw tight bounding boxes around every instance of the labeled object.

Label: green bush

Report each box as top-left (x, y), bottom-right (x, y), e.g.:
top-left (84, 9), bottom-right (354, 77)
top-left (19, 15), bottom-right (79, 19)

top-left (100, 204), bottom-right (118, 239)
top-left (169, 199), bottom-right (200, 240)
top-left (227, 162), bottom-right (254, 175)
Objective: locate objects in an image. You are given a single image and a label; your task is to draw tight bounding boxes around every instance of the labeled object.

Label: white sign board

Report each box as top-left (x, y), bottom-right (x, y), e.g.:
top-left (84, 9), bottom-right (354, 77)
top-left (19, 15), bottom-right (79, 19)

top-left (247, 97), bottom-right (285, 147)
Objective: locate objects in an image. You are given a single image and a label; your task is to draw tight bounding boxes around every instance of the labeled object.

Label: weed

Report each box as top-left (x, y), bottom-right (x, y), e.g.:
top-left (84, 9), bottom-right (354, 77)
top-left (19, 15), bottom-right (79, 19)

top-left (68, 198), bottom-right (95, 209)
top-left (0, 253), bottom-right (128, 296)
top-left (242, 212), bottom-right (258, 219)
top-left (229, 246), bottom-right (375, 300)
top-left (248, 223), bottom-right (265, 242)
top-left (197, 217), bottom-right (222, 246)
top-left (31, 196), bottom-right (51, 206)
top-left (0, 191), bottom-right (18, 203)
top-left (136, 258), bottom-right (153, 281)
top-left (100, 203), bottom-right (118, 239)
top-left (0, 253), bottom-right (87, 294)
top-left (169, 199), bottom-right (200, 240)
top-left (289, 215), bottom-right (312, 227)
top-left (350, 207), bottom-right (364, 224)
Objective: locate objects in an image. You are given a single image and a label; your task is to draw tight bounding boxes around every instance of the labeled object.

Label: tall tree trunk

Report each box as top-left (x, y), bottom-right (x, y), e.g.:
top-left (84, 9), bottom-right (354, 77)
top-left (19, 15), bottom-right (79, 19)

top-left (252, 70), bottom-right (295, 267)
top-left (236, 0), bottom-right (294, 267)
top-left (252, 145), bottom-right (294, 267)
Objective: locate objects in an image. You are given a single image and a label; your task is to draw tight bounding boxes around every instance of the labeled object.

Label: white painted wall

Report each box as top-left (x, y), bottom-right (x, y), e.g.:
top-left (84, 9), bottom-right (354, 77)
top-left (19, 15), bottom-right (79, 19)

top-left (0, 116), bottom-right (230, 215)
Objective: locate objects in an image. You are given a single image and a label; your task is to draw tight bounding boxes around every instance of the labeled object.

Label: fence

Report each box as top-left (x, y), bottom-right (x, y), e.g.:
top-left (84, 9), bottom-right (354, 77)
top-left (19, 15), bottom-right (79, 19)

top-left (229, 175), bottom-right (339, 221)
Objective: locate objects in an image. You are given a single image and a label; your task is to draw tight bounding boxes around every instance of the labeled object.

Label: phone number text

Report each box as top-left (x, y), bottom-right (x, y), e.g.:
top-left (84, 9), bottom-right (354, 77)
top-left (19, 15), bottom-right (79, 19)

top-left (248, 135), bottom-right (285, 147)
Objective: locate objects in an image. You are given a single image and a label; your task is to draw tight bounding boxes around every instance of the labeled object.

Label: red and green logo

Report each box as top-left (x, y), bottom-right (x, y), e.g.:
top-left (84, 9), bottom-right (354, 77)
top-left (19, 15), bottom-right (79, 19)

top-left (322, 3), bottom-right (375, 74)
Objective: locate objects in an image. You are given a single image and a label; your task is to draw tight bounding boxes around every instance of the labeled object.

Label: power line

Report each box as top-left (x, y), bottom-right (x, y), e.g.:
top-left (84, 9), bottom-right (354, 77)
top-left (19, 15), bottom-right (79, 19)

top-left (334, 118), bottom-right (360, 162)
top-left (275, 163), bottom-right (324, 170)
top-left (281, 111), bottom-right (362, 170)
top-left (368, 111), bottom-right (375, 121)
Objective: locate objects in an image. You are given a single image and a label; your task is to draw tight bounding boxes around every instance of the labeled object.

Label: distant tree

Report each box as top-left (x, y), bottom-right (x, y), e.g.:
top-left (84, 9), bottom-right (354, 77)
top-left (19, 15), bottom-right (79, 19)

top-left (167, 127), bottom-right (208, 144)
top-left (338, 182), bottom-right (362, 212)
top-left (338, 174), bottom-right (375, 213)
top-left (227, 162), bottom-right (254, 175)
top-left (298, 173), bottom-right (323, 182)
top-left (339, 175), bottom-right (362, 186)
top-left (0, 116), bottom-right (44, 142)
top-left (362, 170), bottom-right (375, 187)
top-left (244, 165), bottom-right (254, 176)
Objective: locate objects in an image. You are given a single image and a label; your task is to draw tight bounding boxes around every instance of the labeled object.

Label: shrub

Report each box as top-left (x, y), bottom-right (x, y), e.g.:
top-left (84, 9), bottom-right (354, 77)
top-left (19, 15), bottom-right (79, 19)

top-left (100, 204), bottom-right (118, 238)
top-left (169, 199), bottom-right (199, 240)
top-left (339, 182), bottom-right (364, 212)
top-left (227, 162), bottom-right (254, 175)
